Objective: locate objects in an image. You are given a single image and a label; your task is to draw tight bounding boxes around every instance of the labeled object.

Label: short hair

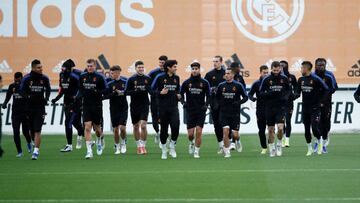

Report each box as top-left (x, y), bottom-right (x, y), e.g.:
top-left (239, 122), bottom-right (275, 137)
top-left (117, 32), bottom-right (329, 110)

top-left (259, 65), bottom-right (268, 72)
top-left (226, 67), bottom-right (235, 74)
top-left (158, 55), bottom-right (168, 61)
top-left (86, 59), bottom-right (96, 65)
top-left (302, 61), bottom-right (313, 70)
top-left (271, 61), bottom-right (280, 68)
top-left (14, 72), bottom-right (23, 79)
top-left (280, 60), bottom-right (288, 66)
top-left (190, 62), bottom-right (201, 68)
top-left (315, 58), bottom-right (327, 65)
top-left (31, 59), bottom-right (41, 68)
top-left (214, 55), bottom-right (223, 62)
top-left (135, 61), bottom-right (144, 68)
top-left (164, 60), bottom-right (178, 71)
top-left (110, 65), bottom-right (121, 71)
top-left (230, 62), bottom-right (240, 69)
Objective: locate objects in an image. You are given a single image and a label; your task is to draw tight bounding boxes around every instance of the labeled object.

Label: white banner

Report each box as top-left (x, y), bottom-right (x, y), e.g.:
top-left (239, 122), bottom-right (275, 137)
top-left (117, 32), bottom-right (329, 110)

top-left (1, 89), bottom-right (359, 134)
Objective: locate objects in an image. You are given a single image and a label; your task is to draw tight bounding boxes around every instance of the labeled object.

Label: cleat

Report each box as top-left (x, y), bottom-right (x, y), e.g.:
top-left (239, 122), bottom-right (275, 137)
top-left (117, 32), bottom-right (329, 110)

top-left (142, 147), bottom-right (148, 155)
top-left (284, 137), bottom-right (290, 147)
top-left (85, 151), bottom-right (93, 159)
top-left (322, 145), bottom-right (328, 154)
top-left (235, 141), bottom-right (242, 152)
top-left (269, 148), bottom-right (276, 157)
top-left (100, 136), bottom-right (105, 150)
top-left (60, 145), bottom-right (72, 152)
top-left (260, 148), bottom-right (267, 154)
top-left (313, 142), bottom-right (319, 153)
top-left (229, 143), bottom-right (236, 150)
top-left (26, 143), bottom-right (32, 153)
top-left (217, 147), bottom-right (224, 154)
top-left (161, 150), bottom-right (167, 160)
top-left (96, 143), bottom-right (103, 156)
top-left (276, 144), bottom-right (282, 156)
top-left (188, 143), bottom-right (194, 154)
top-left (281, 138), bottom-right (286, 147)
top-left (16, 152), bottom-right (23, 158)
top-left (224, 149), bottom-right (231, 158)
top-left (120, 144), bottom-right (127, 154)
top-left (158, 142), bottom-right (162, 149)
top-left (76, 136), bottom-right (83, 149)
top-left (317, 142), bottom-right (323, 155)
top-left (194, 151), bottom-right (200, 159)
top-left (137, 147), bottom-right (143, 155)
top-left (169, 148), bottom-right (177, 158)
top-left (31, 152), bottom-right (39, 160)
top-left (306, 148), bottom-right (313, 156)
top-left (115, 145), bottom-right (121, 155)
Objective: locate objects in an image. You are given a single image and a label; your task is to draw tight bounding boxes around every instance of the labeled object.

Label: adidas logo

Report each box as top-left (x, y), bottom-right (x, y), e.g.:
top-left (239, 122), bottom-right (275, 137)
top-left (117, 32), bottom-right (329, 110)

top-left (0, 60), bottom-right (13, 73)
top-left (348, 60), bottom-right (360, 77)
top-left (225, 53), bottom-right (250, 77)
top-left (23, 63), bottom-right (32, 73)
top-left (52, 60), bottom-right (66, 73)
top-left (290, 58), bottom-right (304, 72)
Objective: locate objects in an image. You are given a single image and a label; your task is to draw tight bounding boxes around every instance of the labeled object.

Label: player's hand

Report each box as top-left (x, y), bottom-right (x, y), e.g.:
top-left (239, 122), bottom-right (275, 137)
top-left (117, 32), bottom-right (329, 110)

top-left (201, 105), bottom-right (208, 111)
top-left (51, 99), bottom-right (56, 104)
top-left (183, 102), bottom-right (188, 109)
top-left (160, 87), bottom-right (168, 95)
top-left (177, 94), bottom-right (181, 100)
top-left (1, 104), bottom-right (7, 109)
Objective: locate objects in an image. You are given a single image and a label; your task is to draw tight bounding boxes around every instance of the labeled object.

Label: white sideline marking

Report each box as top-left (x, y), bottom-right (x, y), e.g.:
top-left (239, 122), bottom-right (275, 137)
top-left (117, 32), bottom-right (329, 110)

top-left (0, 168), bottom-right (359, 176)
top-left (1, 198), bottom-right (360, 202)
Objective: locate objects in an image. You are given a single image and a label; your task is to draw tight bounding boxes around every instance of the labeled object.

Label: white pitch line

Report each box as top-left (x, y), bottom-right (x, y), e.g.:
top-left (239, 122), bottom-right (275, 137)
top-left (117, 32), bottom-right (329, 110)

top-left (0, 168), bottom-right (359, 176)
top-left (1, 198), bottom-right (360, 202)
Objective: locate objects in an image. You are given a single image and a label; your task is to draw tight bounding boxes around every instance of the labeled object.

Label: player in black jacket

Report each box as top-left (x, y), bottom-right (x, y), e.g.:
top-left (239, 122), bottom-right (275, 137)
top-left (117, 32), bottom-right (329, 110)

top-left (2, 72), bottom-right (32, 157)
top-left (0, 75), bottom-right (3, 158)
top-left (216, 68), bottom-right (248, 158)
top-left (248, 65), bottom-right (269, 154)
top-left (204, 56), bottom-right (226, 154)
top-left (77, 59), bottom-right (108, 159)
top-left (259, 61), bottom-right (290, 157)
top-left (280, 60), bottom-right (297, 147)
top-left (20, 59), bottom-right (51, 160)
top-left (103, 65), bottom-right (128, 155)
top-left (148, 55), bottom-right (168, 145)
top-left (51, 59), bottom-right (84, 152)
top-left (125, 61), bottom-right (152, 155)
top-left (152, 60), bottom-right (181, 159)
top-left (180, 62), bottom-right (210, 159)
top-left (294, 61), bottom-right (329, 156)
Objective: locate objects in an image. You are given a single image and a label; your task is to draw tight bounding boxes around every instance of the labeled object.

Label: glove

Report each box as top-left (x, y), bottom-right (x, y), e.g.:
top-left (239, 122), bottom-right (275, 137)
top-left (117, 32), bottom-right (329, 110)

top-left (183, 102), bottom-right (188, 109)
top-left (51, 99), bottom-right (56, 104)
top-left (201, 105), bottom-right (208, 111)
top-left (1, 104), bottom-right (7, 109)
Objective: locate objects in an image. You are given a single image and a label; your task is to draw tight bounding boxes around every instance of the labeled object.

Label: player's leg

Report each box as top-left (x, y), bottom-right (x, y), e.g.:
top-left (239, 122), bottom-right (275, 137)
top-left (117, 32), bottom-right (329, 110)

top-left (31, 108), bottom-right (45, 160)
top-left (266, 108), bottom-right (276, 157)
top-left (186, 111), bottom-right (196, 155)
top-left (139, 120), bottom-right (148, 154)
top-left (194, 126), bottom-right (203, 158)
top-left (73, 109), bottom-right (84, 149)
top-left (150, 97), bottom-right (160, 143)
top-left (222, 126), bottom-right (231, 158)
top-left (113, 125), bottom-right (121, 155)
top-left (311, 109), bottom-right (322, 155)
top-left (284, 105), bottom-right (293, 147)
top-left (211, 107), bottom-right (224, 153)
top-left (12, 115), bottom-right (23, 157)
top-left (303, 112), bottom-right (313, 156)
top-left (256, 111), bottom-right (267, 154)
top-left (61, 108), bottom-right (74, 152)
top-left (84, 120), bottom-right (93, 159)
top-left (20, 115), bottom-right (32, 153)
top-left (119, 125), bottom-right (127, 154)
top-left (169, 109), bottom-right (180, 158)
top-left (159, 109), bottom-right (170, 159)
top-left (320, 106), bottom-right (330, 153)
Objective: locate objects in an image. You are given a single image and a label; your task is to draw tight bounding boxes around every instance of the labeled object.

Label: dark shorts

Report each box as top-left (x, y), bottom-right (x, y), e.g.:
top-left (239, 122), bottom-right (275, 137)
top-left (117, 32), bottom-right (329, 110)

top-left (83, 105), bottom-right (103, 125)
top-left (27, 107), bottom-right (46, 133)
top-left (186, 109), bottom-right (206, 129)
top-left (220, 111), bottom-right (240, 131)
top-left (110, 107), bottom-right (128, 127)
top-left (266, 106), bottom-right (285, 126)
top-left (130, 105), bottom-right (149, 124)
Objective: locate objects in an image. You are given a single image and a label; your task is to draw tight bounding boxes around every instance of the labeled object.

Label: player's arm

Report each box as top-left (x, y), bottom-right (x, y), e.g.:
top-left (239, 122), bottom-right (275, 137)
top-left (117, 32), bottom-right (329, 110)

top-left (293, 79), bottom-right (302, 100)
top-left (44, 77), bottom-right (51, 102)
top-left (19, 76), bottom-right (30, 99)
top-left (354, 84), bottom-right (360, 103)
top-left (248, 81), bottom-right (258, 102)
top-left (145, 76), bottom-right (154, 96)
top-left (204, 80), bottom-right (211, 107)
top-left (239, 83), bottom-right (248, 104)
top-left (281, 77), bottom-right (291, 101)
top-left (290, 75), bottom-right (298, 100)
top-left (259, 77), bottom-right (272, 98)
top-left (2, 84), bottom-right (14, 109)
top-left (179, 81), bottom-right (187, 105)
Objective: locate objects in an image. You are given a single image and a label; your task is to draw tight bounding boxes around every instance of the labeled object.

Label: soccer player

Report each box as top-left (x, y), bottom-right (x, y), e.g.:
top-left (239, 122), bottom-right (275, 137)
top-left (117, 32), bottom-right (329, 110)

top-left (354, 84), bottom-right (360, 103)
top-left (77, 59), bottom-right (108, 159)
top-left (125, 61), bottom-right (152, 155)
top-left (259, 61), bottom-right (290, 157)
top-left (51, 59), bottom-right (84, 152)
top-left (180, 62), bottom-right (210, 158)
top-left (314, 58), bottom-right (338, 147)
top-left (20, 59), bottom-right (51, 160)
top-left (103, 65), bottom-right (128, 154)
top-left (216, 68), bottom-right (248, 158)
top-left (148, 55), bottom-right (168, 145)
top-left (248, 65), bottom-right (269, 154)
top-left (204, 56), bottom-right (226, 153)
top-left (314, 60), bottom-right (336, 154)
top-left (294, 61), bottom-right (329, 156)
top-left (2, 72), bottom-right (32, 157)
top-left (280, 60), bottom-right (297, 147)
top-left (152, 60), bottom-right (181, 159)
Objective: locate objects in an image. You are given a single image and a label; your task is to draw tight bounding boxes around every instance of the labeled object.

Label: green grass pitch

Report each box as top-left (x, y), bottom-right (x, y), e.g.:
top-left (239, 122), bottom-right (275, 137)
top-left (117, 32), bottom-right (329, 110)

top-left (0, 133), bottom-right (360, 203)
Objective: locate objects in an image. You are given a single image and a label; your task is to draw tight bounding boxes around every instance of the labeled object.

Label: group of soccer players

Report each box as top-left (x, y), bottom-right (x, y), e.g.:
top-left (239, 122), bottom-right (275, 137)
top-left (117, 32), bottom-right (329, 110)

top-left (2, 55), bottom-right (360, 160)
